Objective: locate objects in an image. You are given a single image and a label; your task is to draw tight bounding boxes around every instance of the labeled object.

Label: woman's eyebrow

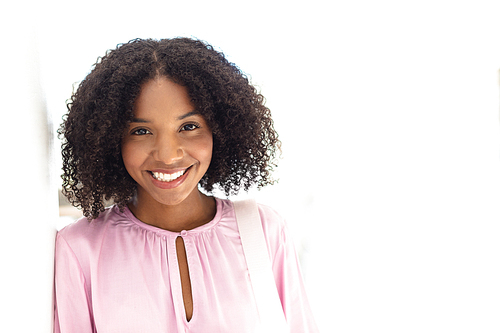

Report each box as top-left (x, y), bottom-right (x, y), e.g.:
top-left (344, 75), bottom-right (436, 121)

top-left (130, 111), bottom-right (200, 123)
top-left (131, 118), bottom-right (150, 123)
top-left (177, 110), bottom-right (201, 120)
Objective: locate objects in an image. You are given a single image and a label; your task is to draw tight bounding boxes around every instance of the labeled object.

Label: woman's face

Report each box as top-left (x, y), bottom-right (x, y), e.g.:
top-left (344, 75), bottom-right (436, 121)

top-left (121, 77), bottom-right (213, 207)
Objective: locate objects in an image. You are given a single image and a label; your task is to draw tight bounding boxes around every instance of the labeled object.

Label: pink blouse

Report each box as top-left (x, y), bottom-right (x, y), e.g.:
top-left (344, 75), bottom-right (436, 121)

top-left (54, 198), bottom-right (318, 332)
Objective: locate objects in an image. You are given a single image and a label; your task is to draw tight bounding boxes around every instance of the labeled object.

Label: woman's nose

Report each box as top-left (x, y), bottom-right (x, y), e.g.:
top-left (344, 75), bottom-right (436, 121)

top-left (152, 135), bottom-right (183, 164)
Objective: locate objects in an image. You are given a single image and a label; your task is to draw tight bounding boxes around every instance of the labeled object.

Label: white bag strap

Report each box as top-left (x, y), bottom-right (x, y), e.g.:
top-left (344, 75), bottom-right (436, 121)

top-left (233, 199), bottom-right (288, 332)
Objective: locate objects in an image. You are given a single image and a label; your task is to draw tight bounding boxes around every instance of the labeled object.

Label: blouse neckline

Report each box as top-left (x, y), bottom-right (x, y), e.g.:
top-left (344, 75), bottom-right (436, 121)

top-left (118, 197), bottom-right (224, 236)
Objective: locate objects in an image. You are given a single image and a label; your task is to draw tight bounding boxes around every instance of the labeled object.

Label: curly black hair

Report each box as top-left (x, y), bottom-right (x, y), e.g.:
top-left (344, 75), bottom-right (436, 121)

top-left (59, 37), bottom-right (281, 220)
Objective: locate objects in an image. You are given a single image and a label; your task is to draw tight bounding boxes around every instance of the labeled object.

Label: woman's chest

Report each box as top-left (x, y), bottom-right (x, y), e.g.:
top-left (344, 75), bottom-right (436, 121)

top-left (88, 232), bottom-right (259, 332)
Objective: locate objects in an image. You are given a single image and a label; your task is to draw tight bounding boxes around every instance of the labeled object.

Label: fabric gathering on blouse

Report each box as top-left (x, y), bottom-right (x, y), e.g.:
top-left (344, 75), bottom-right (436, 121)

top-left (54, 198), bottom-right (319, 333)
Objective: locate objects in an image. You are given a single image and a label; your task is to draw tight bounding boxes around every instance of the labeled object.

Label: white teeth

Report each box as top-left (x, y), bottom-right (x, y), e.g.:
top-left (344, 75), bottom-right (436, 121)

top-left (152, 170), bottom-right (186, 182)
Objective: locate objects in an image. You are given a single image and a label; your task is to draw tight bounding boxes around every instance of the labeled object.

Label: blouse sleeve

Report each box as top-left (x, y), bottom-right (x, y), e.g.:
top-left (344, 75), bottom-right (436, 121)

top-left (54, 232), bottom-right (95, 333)
top-left (272, 223), bottom-right (320, 333)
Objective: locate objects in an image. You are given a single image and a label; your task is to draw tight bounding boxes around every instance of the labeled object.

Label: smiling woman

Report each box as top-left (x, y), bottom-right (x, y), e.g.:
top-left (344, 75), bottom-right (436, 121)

top-left (54, 38), bottom-right (318, 332)
top-left (59, 38), bottom-right (281, 221)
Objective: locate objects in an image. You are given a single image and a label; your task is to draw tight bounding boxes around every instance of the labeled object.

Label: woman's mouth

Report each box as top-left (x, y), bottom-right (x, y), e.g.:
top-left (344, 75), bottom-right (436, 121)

top-left (149, 166), bottom-right (193, 184)
top-left (151, 169), bottom-right (187, 182)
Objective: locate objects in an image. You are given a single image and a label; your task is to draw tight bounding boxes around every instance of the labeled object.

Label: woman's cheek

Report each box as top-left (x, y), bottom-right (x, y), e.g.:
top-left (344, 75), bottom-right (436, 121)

top-left (121, 141), bottom-right (147, 176)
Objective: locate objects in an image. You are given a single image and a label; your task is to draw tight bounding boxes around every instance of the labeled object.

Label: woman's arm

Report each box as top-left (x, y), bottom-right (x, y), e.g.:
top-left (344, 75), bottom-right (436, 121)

top-left (272, 223), bottom-right (320, 333)
top-left (54, 233), bottom-right (95, 333)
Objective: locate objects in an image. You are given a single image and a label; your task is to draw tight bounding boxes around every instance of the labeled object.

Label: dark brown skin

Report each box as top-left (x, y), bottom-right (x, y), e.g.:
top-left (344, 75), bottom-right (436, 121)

top-left (122, 77), bottom-right (216, 232)
top-left (176, 237), bottom-right (194, 321)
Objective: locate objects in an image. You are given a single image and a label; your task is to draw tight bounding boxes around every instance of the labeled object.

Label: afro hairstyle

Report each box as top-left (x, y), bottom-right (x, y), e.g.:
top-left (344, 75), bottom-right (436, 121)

top-left (59, 37), bottom-right (281, 220)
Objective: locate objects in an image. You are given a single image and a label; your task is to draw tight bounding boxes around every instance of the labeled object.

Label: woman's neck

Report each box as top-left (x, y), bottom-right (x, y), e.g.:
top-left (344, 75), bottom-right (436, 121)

top-left (127, 189), bottom-right (217, 232)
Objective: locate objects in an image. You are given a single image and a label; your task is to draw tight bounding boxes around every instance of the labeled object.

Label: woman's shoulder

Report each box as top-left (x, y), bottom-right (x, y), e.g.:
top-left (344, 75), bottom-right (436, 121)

top-left (225, 198), bottom-right (287, 250)
top-left (255, 201), bottom-right (287, 244)
top-left (222, 198), bottom-right (284, 220)
top-left (56, 205), bottom-right (124, 248)
top-left (221, 198), bottom-right (285, 226)
top-left (256, 201), bottom-right (285, 224)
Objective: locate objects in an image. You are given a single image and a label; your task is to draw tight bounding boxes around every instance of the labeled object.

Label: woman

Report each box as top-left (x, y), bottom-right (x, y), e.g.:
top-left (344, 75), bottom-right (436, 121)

top-left (54, 37), bottom-right (318, 332)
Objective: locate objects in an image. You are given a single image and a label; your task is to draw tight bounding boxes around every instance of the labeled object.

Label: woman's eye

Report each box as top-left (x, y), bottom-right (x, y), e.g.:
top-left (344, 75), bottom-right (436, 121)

top-left (181, 123), bottom-right (200, 131)
top-left (132, 128), bottom-right (151, 135)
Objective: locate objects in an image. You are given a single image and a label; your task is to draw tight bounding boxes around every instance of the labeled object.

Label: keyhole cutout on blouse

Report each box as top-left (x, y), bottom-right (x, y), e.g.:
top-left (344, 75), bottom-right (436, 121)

top-left (176, 236), bottom-right (193, 322)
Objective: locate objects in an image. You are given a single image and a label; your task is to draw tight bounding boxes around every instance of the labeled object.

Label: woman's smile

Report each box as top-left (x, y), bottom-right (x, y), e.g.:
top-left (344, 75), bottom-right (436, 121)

top-left (147, 166), bottom-right (192, 190)
top-left (150, 168), bottom-right (190, 182)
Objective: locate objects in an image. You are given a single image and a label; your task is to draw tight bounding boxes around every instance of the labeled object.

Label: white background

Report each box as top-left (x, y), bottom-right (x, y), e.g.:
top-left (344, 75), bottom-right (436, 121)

top-left (2, 0), bottom-right (500, 331)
